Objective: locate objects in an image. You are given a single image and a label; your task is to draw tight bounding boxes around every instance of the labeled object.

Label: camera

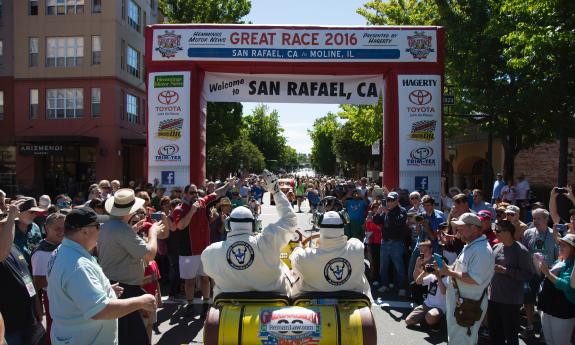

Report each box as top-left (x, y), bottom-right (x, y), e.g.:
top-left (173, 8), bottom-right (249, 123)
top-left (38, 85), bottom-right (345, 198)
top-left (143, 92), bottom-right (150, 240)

top-left (555, 187), bottom-right (567, 194)
top-left (415, 215), bottom-right (424, 222)
top-left (424, 264), bottom-right (435, 273)
top-left (151, 212), bottom-right (163, 222)
top-left (419, 253), bottom-right (424, 260)
top-left (535, 239), bottom-right (544, 250)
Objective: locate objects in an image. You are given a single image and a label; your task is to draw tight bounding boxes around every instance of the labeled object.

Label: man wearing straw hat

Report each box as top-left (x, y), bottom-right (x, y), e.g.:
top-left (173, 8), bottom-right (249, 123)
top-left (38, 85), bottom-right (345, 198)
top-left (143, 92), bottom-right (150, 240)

top-left (98, 188), bottom-right (166, 345)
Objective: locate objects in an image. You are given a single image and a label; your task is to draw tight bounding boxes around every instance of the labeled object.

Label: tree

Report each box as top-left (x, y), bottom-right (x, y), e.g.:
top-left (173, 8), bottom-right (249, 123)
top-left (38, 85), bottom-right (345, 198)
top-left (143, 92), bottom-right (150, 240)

top-left (332, 122), bottom-right (372, 177)
top-left (308, 113), bottom-right (339, 175)
top-left (501, 0), bottom-right (575, 185)
top-left (243, 105), bottom-right (288, 171)
top-left (336, 102), bottom-right (383, 146)
top-left (206, 102), bottom-right (244, 150)
top-left (206, 135), bottom-right (265, 179)
top-left (159, 0), bottom-right (251, 24)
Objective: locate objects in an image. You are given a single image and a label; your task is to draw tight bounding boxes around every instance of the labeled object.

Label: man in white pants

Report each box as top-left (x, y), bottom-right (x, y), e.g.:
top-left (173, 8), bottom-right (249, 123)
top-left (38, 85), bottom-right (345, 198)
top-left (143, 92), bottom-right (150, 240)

top-left (201, 170), bottom-right (297, 297)
top-left (290, 211), bottom-right (372, 300)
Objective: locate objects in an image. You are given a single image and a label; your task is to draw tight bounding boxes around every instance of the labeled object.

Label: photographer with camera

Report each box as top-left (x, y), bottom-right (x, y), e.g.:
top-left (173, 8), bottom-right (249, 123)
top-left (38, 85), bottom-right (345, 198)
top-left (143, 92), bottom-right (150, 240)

top-left (405, 240), bottom-right (447, 330)
top-left (550, 186), bottom-right (575, 235)
top-left (520, 208), bottom-right (558, 338)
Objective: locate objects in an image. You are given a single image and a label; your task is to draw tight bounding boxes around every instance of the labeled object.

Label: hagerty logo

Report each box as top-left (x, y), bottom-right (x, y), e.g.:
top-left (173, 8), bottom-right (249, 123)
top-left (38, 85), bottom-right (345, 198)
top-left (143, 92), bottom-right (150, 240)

top-left (409, 120), bottom-right (436, 142)
top-left (155, 144), bottom-right (181, 162)
top-left (156, 118), bottom-right (183, 140)
top-left (155, 30), bottom-right (183, 58)
top-left (406, 31), bottom-right (434, 59)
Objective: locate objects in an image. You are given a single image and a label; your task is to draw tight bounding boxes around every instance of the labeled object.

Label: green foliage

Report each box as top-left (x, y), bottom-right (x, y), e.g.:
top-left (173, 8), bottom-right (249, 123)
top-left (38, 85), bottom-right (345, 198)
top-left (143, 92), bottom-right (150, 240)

top-left (206, 102), bottom-right (244, 150)
top-left (332, 122), bottom-right (372, 176)
top-left (158, 0), bottom-right (251, 23)
top-left (206, 135), bottom-right (265, 179)
top-left (308, 113), bottom-right (339, 175)
top-left (358, 0), bottom-right (438, 25)
top-left (336, 101), bottom-right (383, 146)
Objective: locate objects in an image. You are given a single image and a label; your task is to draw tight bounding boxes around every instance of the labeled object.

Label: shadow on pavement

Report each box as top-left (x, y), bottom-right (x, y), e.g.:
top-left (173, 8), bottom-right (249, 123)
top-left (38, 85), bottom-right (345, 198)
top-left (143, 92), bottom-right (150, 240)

top-left (154, 303), bottom-right (204, 345)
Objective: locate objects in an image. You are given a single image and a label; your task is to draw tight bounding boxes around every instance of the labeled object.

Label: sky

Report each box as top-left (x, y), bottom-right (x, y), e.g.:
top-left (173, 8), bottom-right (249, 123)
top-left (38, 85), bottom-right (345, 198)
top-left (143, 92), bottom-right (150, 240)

top-left (240, 0), bottom-right (369, 154)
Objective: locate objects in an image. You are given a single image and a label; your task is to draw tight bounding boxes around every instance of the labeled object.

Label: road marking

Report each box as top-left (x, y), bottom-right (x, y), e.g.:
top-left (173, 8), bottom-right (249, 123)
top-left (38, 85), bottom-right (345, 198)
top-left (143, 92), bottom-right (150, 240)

top-left (373, 300), bottom-right (416, 309)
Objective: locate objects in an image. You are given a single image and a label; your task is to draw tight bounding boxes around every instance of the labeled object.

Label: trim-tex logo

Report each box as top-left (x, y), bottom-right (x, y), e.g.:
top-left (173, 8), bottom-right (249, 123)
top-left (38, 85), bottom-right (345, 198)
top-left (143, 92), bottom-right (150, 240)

top-left (155, 144), bottom-right (181, 162)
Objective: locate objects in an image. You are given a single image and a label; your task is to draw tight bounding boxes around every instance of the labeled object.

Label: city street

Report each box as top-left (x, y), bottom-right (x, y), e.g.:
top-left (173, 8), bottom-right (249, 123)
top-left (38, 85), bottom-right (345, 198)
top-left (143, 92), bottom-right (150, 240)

top-left (149, 194), bottom-right (537, 345)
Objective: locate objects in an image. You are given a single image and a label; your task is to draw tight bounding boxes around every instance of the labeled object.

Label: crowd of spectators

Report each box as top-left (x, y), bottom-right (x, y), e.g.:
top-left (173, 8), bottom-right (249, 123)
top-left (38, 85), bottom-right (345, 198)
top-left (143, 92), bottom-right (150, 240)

top-left (1, 173), bottom-right (575, 344)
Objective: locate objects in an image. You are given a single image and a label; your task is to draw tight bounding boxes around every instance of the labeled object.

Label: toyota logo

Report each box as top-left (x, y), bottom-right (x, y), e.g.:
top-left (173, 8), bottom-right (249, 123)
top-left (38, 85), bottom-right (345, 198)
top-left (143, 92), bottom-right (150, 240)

top-left (157, 90), bottom-right (179, 105)
top-left (410, 146), bottom-right (434, 160)
top-left (408, 90), bottom-right (432, 105)
top-left (158, 144), bottom-right (179, 156)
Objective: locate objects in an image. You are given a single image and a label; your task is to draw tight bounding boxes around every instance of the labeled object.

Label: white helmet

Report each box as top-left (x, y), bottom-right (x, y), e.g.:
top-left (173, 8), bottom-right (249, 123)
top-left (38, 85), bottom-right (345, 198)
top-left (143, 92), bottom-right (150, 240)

top-left (319, 211), bottom-right (345, 239)
top-left (227, 206), bottom-right (255, 234)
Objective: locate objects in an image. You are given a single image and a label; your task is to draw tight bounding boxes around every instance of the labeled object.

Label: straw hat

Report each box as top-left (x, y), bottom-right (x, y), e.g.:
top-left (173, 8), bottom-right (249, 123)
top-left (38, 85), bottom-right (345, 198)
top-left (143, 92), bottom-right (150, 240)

top-left (104, 188), bottom-right (145, 217)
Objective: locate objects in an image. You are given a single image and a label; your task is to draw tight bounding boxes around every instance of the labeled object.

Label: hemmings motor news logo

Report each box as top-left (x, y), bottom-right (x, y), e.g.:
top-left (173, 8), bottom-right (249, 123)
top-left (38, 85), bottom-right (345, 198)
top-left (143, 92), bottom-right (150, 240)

top-left (155, 144), bottom-right (181, 162)
top-left (406, 31), bottom-right (434, 60)
top-left (409, 120), bottom-right (436, 142)
top-left (407, 146), bottom-right (436, 167)
top-left (156, 118), bottom-right (183, 140)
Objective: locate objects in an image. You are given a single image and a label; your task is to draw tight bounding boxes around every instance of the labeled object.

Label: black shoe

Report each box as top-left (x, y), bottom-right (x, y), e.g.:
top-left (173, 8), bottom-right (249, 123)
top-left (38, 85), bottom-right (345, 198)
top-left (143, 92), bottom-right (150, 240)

top-left (184, 304), bottom-right (195, 317)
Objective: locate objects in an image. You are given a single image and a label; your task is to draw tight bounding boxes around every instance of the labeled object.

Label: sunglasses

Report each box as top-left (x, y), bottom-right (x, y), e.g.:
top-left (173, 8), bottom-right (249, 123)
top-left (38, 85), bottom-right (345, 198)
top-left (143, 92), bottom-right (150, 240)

top-left (386, 198), bottom-right (396, 202)
top-left (410, 197), bottom-right (420, 200)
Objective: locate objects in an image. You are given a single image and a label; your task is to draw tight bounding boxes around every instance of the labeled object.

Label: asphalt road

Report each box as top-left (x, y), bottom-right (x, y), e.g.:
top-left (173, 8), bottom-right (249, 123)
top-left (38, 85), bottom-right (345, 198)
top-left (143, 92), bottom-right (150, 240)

top-left (151, 194), bottom-right (533, 345)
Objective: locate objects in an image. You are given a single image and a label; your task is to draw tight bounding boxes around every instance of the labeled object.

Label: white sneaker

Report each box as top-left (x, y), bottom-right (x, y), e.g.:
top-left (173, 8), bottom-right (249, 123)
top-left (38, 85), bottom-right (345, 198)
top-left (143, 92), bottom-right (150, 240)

top-left (377, 285), bottom-right (390, 293)
top-left (398, 289), bottom-right (407, 297)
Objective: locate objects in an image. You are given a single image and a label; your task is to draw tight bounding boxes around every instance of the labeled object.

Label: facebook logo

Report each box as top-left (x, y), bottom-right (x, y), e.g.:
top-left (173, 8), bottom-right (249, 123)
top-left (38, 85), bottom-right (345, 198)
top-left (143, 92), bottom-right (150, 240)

top-left (415, 176), bottom-right (428, 191)
top-left (161, 171), bottom-right (176, 185)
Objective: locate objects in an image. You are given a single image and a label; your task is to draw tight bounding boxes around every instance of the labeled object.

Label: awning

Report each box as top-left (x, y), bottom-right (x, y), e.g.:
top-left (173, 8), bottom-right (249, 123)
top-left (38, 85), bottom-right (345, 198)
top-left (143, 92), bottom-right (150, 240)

top-left (121, 138), bottom-right (146, 146)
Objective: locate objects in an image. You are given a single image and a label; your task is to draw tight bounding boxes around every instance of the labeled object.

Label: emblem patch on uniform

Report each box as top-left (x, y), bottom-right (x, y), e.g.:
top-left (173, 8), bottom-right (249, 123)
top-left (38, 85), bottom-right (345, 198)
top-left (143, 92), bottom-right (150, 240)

top-left (226, 241), bottom-right (255, 270)
top-left (324, 258), bottom-right (352, 286)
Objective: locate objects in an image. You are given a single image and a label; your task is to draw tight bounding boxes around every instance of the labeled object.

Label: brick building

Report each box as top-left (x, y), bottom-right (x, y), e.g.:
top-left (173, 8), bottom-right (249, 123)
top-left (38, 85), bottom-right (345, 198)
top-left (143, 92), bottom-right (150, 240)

top-left (0, 0), bottom-right (160, 197)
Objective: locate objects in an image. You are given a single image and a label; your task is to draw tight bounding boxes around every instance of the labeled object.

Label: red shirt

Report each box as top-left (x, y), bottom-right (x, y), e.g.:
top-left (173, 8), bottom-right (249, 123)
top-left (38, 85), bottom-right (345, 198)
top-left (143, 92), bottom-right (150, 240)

top-left (365, 219), bottom-right (382, 244)
top-left (484, 229), bottom-right (500, 247)
top-left (142, 260), bottom-right (160, 295)
top-left (173, 193), bottom-right (217, 255)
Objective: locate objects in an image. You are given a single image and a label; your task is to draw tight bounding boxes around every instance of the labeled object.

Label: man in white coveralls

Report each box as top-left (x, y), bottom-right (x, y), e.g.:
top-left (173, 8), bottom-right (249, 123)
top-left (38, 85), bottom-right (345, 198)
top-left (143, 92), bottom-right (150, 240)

top-left (201, 170), bottom-right (297, 297)
top-left (290, 211), bottom-right (372, 300)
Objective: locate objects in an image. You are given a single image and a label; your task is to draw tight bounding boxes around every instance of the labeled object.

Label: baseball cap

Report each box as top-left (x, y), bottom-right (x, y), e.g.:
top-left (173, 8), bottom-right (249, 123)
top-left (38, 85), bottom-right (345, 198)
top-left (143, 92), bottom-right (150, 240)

top-left (505, 205), bottom-right (520, 214)
top-left (39, 195), bottom-right (51, 210)
top-left (386, 192), bottom-right (399, 200)
top-left (477, 210), bottom-right (492, 221)
top-left (65, 207), bottom-right (108, 229)
top-left (452, 212), bottom-right (482, 227)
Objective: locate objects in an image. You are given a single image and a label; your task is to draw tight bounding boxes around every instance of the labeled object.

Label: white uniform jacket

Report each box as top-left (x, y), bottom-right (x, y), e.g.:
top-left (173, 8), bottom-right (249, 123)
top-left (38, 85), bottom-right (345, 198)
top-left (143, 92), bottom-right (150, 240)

top-left (290, 236), bottom-right (373, 301)
top-left (201, 190), bottom-right (297, 298)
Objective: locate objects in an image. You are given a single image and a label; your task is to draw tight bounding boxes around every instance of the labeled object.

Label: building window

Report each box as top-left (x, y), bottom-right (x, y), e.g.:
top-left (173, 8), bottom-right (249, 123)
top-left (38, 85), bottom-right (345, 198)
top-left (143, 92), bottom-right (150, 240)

top-left (92, 0), bottom-right (101, 13)
top-left (126, 93), bottom-right (137, 123)
top-left (127, 0), bottom-right (140, 32)
top-left (47, 88), bottom-right (83, 119)
top-left (91, 88), bottom-right (100, 117)
top-left (0, 91), bottom-right (4, 120)
top-left (46, 0), bottom-right (84, 15)
top-left (46, 37), bottom-right (84, 67)
top-left (127, 46), bottom-right (139, 78)
top-left (91, 36), bottom-right (101, 65)
top-left (29, 0), bottom-right (38, 15)
top-left (120, 39), bottom-right (125, 70)
top-left (120, 89), bottom-right (125, 120)
top-left (30, 89), bottom-right (39, 119)
top-left (0, 40), bottom-right (3, 65)
top-left (29, 38), bottom-right (39, 67)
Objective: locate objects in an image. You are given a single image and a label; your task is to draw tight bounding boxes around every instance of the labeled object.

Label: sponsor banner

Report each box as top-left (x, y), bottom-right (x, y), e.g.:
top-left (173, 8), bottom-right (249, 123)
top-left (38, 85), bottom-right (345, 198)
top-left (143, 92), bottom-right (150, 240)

top-left (152, 27), bottom-right (437, 63)
top-left (400, 171), bottom-right (442, 205)
top-left (203, 73), bottom-right (382, 104)
top-left (258, 306), bottom-right (322, 344)
top-left (398, 75), bottom-right (442, 172)
top-left (148, 166), bottom-right (190, 189)
top-left (148, 71), bottom-right (190, 178)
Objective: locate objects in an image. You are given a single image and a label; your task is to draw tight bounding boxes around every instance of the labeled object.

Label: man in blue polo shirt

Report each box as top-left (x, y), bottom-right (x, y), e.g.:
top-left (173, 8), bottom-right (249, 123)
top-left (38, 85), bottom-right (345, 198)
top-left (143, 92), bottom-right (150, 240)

top-left (47, 207), bottom-right (156, 345)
